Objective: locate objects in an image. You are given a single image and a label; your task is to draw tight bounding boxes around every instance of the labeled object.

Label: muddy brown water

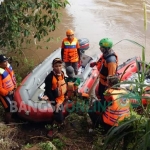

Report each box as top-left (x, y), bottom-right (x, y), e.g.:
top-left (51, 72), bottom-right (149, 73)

top-left (66, 0), bottom-right (150, 63)
top-left (25, 0), bottom-right (150, 65)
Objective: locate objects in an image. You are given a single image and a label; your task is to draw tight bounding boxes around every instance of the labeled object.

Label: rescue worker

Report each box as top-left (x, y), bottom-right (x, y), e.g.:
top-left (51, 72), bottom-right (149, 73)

top-left (61, 29), bottom-right (80, 75)
top-left (65, 66), bottom-right (80, 101)
top-left (88, 75), bottom-right (131, 133)
top-left (44, 58), bottom-right (67, 138)
top-left (65, 65), bottom-right (89, 101)
top-left (0, 54), bottom-right (17, 124)
top-left (90, 38), bottom-right (118, 105)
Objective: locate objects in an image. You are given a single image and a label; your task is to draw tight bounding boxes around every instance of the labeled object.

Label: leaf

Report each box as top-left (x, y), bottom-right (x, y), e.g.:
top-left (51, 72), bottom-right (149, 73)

top-left (145, 119), bottom-right (150, 147)
top-left (46, 37), bottom-right (51, 42)
top-left (114, 39), bottom-right (144, 49)
top-left (24, 58), bottom-right (28, 63)
top-left (36, 33), bottom-right (41, 41)
top-left (24, 29), bottom-right (30, 37)
top-left (103, 116), bottom-right (146, 149)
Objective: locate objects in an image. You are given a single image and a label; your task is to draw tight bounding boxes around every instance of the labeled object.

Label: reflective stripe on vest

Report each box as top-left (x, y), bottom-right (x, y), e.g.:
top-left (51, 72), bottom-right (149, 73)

top-left (0, 63), bottom-right (16, 91)
top-left (105, 109), bottom-right (130, 115)
top-left (103, 89), bottom-right (130, 126)
top-left (63, 38), bottom-right (79, 62)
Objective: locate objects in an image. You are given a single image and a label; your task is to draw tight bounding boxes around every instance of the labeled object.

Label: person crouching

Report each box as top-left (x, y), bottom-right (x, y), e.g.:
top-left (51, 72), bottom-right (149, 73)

top-left (88, 75), bottom-right (130, 133)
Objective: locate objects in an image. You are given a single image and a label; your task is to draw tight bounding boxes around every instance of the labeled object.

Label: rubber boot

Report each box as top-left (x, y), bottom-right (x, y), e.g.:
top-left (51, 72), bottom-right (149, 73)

top-left (47, 124), bottom-right (54, 138)
top-left (4, 112), bottom-right (12, 124)
top-left (47, 129), bottom-right (54, 138)
top-left (57, 123), bottom-right (65, 132)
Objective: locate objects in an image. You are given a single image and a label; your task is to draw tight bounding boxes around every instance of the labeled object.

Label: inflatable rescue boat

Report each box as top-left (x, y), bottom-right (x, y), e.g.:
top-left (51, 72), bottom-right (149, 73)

top-left (117, 57), bottom-right (141, 81)
top-left (14, 38), bottom-right (99, 122)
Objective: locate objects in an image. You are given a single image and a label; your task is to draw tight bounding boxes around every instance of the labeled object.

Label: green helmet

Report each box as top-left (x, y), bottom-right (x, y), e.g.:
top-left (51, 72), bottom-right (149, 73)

top-left (99, 38), bottom-right (113, 49)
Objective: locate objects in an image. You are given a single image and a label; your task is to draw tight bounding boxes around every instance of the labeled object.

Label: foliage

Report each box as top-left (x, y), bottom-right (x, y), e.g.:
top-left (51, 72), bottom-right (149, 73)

top-left (0, 125), bottom-right (19, 150)
top-left (102, 112), bottom-right (149, 150)
top-left (9, 53), bottom-right (35, 83)
top-left (0, 0), bottom-right (69, 51)
top-left (39, 141), bottom-right (56, 150)
top-left (101, 47), bottom-right (150, 149)
top-left (45, 123), bottom-right (57, 130)
top-left (98, 61), bottom-right (150, 150)
top-left (66, 95), bottom-right (92, 136)
top-left (0, 0), bottom-right (69, 81)
top-left (23, 143), bottom-right (33, 149)
top-left (52, 138), bottom-right (65, 150)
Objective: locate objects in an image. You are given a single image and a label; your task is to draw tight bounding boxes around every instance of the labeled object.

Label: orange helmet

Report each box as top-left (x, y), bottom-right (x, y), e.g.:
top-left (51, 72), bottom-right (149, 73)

top-left (66, 29), bottom-right (74, 36)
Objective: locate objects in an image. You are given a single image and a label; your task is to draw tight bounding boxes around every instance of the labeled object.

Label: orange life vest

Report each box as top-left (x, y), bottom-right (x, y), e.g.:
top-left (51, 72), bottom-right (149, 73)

top-left (67, 81), bottom-right (78, 99)
top-left (96, 53), bottom-right (118, 71)
top-left (103, 88), bottom-right (130, 126)
top-left (0, 63), bottom-right (16, 93)
top-left (97, 52), bottom-right (118, 85)
top-left (96, 55), bottom-right (103, 71)
top-left (66, 82), bottom-right (89, 100)
top-left (96, 52), bottom-right (118, 73)
top-left (52, 73), bottom-right (67, 104)
top-left (63, 38), bottom-right (79, 62)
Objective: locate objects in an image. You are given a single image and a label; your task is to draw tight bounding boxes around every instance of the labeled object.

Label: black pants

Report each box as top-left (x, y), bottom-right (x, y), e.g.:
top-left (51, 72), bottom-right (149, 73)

top-left (88, 101), bottom-right (111, 132)
top-left (52, 104), bottom-right (64, 124)
top-left (98, 82), bottom-right (107, 104)
top-left (0, 94), bottom-right (14, 112)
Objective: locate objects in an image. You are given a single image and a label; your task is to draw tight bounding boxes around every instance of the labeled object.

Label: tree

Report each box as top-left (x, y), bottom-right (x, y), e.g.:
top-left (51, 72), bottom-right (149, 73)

top-left (0, 0), bottom-right (69, 50)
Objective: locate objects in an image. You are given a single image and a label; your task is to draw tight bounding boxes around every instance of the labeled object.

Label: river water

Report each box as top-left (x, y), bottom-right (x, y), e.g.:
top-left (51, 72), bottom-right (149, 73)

top-left (28, 0), bottom-right (150, 64)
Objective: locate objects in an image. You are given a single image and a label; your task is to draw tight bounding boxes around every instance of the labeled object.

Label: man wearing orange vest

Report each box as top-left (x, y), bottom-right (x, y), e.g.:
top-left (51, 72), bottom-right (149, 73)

top-left (61, 29), bottom-right (80, 75)
top-left (0, 55), bottom-right (17, 124)
top-left (44, 58), bottom-right (67, 138)
top-left (88, 75), bottom-right (130, 133)
top-left (90, 38), bottom-right (118, 105)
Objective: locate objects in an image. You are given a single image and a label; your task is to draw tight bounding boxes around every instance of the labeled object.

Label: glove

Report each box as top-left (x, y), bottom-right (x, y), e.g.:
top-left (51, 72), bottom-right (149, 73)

top-left (90, 62), bottom-right (96, 68)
